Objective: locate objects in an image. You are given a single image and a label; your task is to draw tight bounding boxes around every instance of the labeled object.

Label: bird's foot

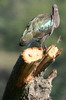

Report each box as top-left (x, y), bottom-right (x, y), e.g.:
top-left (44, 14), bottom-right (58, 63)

top-left (42, 44), bottom-right (47, 54)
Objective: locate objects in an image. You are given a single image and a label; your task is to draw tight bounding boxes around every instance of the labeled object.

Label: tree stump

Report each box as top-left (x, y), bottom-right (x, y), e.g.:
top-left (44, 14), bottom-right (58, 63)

top-left (2, 45), bottom-right (62, 100)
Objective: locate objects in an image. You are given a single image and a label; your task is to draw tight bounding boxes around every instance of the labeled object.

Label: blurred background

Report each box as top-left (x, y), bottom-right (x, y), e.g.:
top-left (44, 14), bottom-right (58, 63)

top-left (0, 0), bottom-right (66, 100)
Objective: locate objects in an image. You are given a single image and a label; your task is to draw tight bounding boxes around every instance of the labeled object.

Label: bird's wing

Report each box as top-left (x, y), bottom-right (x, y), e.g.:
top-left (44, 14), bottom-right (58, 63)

top-left (26, 14), bottom-right (51, 30)
top-left (21, 14), bottom-right (53, 44)
top-left (31, 14), bottom-right (53, 38)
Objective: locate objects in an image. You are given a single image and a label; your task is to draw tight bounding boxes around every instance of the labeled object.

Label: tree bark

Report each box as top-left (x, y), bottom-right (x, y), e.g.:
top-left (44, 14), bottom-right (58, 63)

top-left (2, 45), bottom-right (62, 100)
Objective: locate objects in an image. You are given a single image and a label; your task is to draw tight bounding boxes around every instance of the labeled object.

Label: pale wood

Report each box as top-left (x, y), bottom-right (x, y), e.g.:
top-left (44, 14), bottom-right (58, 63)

top-left (2, 45), bottom-right (62, 100)
top-left (24, 45), bottom-right (62, 83)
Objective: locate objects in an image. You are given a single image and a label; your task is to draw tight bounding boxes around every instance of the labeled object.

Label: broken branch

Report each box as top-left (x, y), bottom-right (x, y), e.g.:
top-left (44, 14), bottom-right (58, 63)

top-left (2, 45), bottom-right (62, 100)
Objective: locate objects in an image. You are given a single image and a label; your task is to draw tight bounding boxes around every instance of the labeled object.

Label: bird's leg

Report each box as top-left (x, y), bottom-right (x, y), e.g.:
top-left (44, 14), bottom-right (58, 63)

top-left (25, 38), bottom-right (41, 47)
top-left (40, 35), bottom-right (48, 54)
top-left (25, 39), bottom-right (35, 47)
top-left (34, 38), bottom-right (47, 50)
top-left (41, 42), bottom-right (47, 54)
top-left (40, 32), bottom-right (53, 53)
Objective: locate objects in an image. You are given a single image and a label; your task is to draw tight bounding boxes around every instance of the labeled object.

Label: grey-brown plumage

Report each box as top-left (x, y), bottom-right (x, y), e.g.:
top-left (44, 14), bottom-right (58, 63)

top-left (19, 4), bottom-right (60, 47)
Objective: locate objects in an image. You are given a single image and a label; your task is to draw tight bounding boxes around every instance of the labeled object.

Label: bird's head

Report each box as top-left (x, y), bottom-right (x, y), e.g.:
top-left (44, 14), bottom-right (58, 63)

top-left (52, 4), bottom-right (58, 15)
top-left (52, 4), bottom-right (60, 28)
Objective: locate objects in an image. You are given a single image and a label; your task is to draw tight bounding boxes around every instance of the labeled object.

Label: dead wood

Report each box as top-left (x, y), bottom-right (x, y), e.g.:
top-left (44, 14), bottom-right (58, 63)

top-left (2, 44), bottom-right (62, 100)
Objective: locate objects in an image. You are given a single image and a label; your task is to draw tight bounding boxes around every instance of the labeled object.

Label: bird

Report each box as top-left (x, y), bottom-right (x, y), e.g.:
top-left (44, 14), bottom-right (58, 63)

top-left (19, 4), bottom-right (60, 48)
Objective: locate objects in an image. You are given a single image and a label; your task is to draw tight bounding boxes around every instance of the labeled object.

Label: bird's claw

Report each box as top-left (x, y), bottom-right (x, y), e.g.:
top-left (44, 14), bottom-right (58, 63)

top-left (43, 44), bottom-right (47, 54)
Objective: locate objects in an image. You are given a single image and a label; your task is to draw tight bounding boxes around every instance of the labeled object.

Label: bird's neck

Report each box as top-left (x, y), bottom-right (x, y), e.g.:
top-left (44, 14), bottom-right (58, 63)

top-left (52, 10), bottom-right (60, 28)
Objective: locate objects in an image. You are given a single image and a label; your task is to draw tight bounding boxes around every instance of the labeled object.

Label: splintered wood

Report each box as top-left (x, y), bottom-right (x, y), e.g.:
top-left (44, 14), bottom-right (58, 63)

top-left (46, 45), bottom-right (59, 62)
top-left (22, 45), bottom-right (61, 64)
top-left (21, 45), bottom-right (62, 84)
top-left (22, 47), bottom-right (44, 63)
top-left (47, 45), bottom-right (58, 58)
